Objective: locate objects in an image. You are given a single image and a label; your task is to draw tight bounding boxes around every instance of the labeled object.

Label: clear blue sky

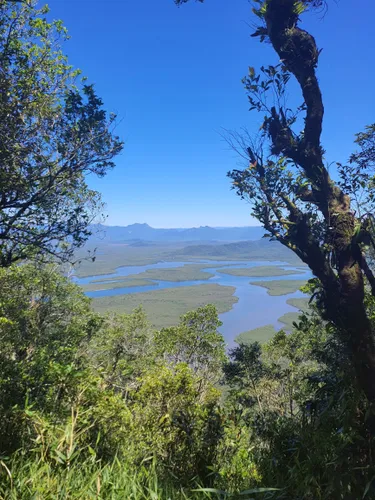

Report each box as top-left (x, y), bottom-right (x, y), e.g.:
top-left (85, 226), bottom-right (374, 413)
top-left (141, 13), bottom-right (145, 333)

top-left (47, 0), bottom-right (375, 228)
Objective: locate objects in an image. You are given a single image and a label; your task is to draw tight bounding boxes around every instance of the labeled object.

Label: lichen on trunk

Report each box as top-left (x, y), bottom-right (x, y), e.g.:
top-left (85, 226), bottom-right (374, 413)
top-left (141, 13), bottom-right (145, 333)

top-left (229, 0), bottom-right (375, 406)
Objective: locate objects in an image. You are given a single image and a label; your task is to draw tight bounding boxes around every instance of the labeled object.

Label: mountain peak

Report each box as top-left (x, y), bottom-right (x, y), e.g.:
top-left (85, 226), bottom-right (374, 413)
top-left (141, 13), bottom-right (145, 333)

top-left (127, 223), bottom-right (151, 228)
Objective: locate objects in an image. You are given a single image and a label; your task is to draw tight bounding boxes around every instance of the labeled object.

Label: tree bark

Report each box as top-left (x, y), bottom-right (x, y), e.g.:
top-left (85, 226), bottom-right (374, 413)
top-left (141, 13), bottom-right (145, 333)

top-left (264, 0), bottom-right (375, 404)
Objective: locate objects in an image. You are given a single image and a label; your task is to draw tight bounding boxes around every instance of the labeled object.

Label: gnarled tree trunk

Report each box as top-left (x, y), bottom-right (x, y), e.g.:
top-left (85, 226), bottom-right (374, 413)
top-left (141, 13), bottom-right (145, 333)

top-left (263, 0), bottom-right (375, 404)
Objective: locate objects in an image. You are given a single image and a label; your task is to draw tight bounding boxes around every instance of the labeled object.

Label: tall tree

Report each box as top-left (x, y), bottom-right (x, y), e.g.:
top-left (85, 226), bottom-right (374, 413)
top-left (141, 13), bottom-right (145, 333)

top-left (177, 0), bottom-right (375, 406)
top-left (0, 1), bottom-right (123, 266)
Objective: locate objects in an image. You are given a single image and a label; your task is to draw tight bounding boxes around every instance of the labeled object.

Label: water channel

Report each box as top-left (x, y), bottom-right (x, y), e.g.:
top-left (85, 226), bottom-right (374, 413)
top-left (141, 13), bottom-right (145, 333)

top-left (75, 260), bottom-right (312, 345)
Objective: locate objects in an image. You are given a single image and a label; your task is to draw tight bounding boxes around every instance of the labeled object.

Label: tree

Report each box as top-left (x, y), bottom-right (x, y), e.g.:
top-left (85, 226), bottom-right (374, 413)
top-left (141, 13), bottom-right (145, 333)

top-left (177, 0), bottom-right (375, 406)
top-left (229, 0), bottom-right (375, 406)
top-left (0, 263), bottom-right (99, 452)
top-left (351, 125), bottom-right (375, 172)
top-left (0, 1), bottom-right (123, 267)
top-left (128, 363), bottom-right (222, 484)
top-left (154, 305), bottom-right (226, 387)
top-left (90, 307), bottom-right (155, 396)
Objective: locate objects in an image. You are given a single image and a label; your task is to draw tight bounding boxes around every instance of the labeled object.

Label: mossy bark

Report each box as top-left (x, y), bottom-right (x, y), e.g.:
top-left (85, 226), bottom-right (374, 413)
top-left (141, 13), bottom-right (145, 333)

top-left (263, 0), bottom-right (375, 404)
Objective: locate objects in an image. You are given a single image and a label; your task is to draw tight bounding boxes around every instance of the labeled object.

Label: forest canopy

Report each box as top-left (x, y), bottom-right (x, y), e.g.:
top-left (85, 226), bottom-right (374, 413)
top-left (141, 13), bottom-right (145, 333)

top-left (0, 1), bottom-right (123, 266)
top-left (0, 0), bottom-right (375, 499)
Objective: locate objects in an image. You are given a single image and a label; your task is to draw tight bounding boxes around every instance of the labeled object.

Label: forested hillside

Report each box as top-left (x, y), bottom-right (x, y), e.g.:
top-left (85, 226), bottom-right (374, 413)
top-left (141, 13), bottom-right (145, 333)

top-left (172, 239), bottom-right (303, 264)
top-left (1, 1), bottom-right (375, 499)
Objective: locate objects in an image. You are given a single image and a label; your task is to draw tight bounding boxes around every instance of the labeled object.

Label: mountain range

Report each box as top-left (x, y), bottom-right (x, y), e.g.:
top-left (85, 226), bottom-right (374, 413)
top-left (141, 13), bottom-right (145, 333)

top-left (90, 223), bottom-right (266, 243)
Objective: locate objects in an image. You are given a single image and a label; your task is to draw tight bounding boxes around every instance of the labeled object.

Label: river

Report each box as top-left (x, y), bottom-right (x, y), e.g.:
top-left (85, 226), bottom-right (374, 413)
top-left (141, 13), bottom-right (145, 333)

top-left (75, 260), bottom-right (311, 345)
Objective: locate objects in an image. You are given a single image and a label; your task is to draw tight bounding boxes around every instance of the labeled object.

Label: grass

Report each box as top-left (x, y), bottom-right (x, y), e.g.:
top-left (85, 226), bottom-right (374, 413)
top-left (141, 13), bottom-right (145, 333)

top-left (0, 457), bottom-right (216, 499)
top-left (249, 279), bottom-right (307, 296)
top-left (219, 266), bottom-right (304, 278)
top-left (235, 325), bottom-right (277, 345)
top-left (91, 284), bottom-right (238, 329)
top-left (82, 279), bottom-right (152, 292)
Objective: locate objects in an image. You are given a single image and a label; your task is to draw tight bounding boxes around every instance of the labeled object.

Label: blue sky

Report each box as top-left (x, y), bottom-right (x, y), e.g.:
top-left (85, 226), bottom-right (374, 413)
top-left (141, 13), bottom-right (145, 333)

top-left (47, 0), bottom-right (375, 228)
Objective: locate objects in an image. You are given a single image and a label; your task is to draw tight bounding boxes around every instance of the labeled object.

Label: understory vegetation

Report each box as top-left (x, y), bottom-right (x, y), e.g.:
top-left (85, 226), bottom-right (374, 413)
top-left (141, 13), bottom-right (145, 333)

top-left (1, 264), bottom-right (375, 499)
top-left (2, 0), bottom-right (375, 498)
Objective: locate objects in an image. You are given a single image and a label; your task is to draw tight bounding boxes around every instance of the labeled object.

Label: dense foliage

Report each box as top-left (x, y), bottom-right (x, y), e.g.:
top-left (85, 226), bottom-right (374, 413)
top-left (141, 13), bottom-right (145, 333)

top-left (180, 0), bottom-right (375, 416)
top-left (0, 0), bottom-right (375, 498)
top-left (0, 264), bottom-right (374, 499)
top-left (225, 0), bottom-right (375, 410)
top-left (0, 1), bottom-right (123, 266)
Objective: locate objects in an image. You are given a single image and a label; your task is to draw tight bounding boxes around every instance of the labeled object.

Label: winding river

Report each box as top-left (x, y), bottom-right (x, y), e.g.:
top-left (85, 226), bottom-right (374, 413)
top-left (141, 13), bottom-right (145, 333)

top-left (75, 260), bottom-right (311, 345)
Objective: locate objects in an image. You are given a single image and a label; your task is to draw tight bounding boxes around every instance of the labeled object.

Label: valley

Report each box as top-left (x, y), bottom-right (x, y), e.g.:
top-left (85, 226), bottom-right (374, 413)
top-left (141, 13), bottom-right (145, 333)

top-left (74, 238), bottom-right (312, 345)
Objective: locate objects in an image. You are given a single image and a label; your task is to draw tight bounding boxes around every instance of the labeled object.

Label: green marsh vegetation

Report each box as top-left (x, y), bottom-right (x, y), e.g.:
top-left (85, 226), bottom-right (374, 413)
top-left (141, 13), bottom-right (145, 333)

top-left (286, 297), bottom-right (310, 312)
top-left (82, 278), bottom-right (153, 292)
top-left (125, 264), bottom-right (229, 283)
top-left (235, 293), bottom-right (312, 343)
top-left (172, 240), bottom-right (303, 265)
top-left (74, 243), bottom-right (185, 278)
top-left (235, 325), bottom-right (277, 344)
top-left (219, 265), bottom-right (304, 277)
top-left (82, 264), bottom-right (230, 293)
top-left (75, 240), bottom-right (305, 279)
top-left (277, 312), bottom-right (301, 331)
top-left (87, 273), bottom-right (307, 333)
top-left (1, 1), bottom-right (375, 499)
top-left (249, 279), bottom-right (307, 296)
top-left (91, 284), bottom-right (238, 328)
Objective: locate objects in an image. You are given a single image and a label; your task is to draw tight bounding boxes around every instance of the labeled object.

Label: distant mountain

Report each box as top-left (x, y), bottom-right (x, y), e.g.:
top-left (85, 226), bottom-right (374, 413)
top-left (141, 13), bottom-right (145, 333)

top-left (89, 223), bottom-right (266, 243)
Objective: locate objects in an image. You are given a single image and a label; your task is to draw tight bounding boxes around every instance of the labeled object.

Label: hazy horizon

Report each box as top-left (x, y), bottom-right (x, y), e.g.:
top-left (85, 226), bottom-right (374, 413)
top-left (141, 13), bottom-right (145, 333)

top-left (97, 222), bottom-right (263, 229)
